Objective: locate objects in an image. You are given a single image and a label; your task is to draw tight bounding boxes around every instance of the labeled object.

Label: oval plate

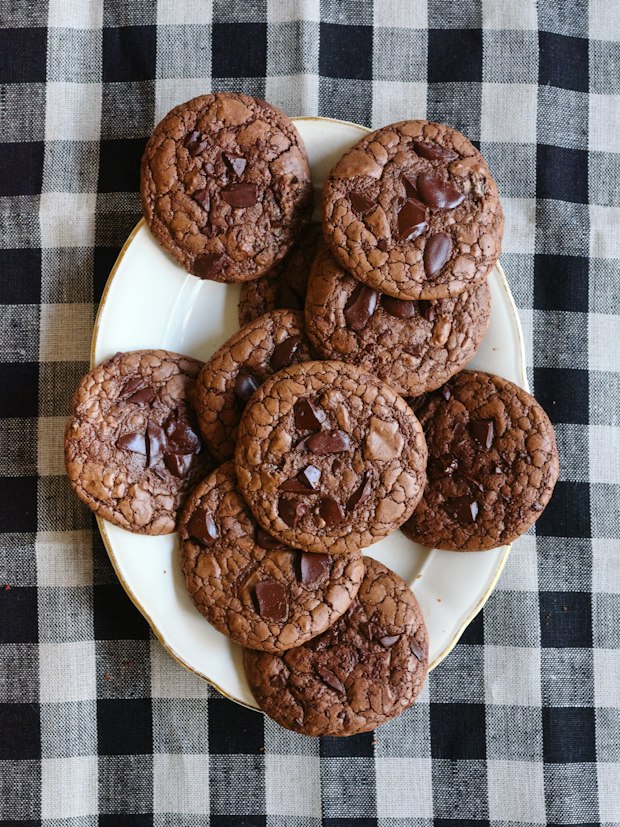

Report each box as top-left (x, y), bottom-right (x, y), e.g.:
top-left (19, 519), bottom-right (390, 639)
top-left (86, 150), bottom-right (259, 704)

top-left (92, 117), bottom-right (527, 709)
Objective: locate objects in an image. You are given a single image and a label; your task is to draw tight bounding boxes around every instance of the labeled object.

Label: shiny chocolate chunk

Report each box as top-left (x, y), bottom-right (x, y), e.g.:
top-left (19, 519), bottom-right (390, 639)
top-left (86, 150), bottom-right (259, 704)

top-left (469, 420), bottom-right (494, 450)
top-left (379, 634), bottom-right (400, 648)
top-left (347, 473), bottom-right (372, 511)
top-left (270, 335), bottom-right (301, 371)
top-left (146, 421), bottom-right (166, 467)
top-left (184, 131), bottom-right (208, 156)
top-left (192, 188), bottom-right (210, 210)
top-left (299, 552), bottom-right (331, 586)
top-left (222, 152), bottom-right (247, 176)
top-left (165, 452), bottom-right (193, 478)
top-left (413, 139), bottom-right (458, 162)
top-left (417, 299), bottom-right (436, 322)
top-left (194, 252), bottom-right (228, 279)
top-left (187, 509), bottom-right (219, 546)
top-left (294, 398), bottom-right (326, 432)
top-left (449, 495), bottom-right (479, 523)
top-left (417, 172), bottom-right (464, 210)
top-left (410, 639), bottom-right (425, 662)
top-left (255, 526), bottom-right (287, 550)
top-left (397, 199), bottom-right (428, 240)
top-left (117, 432), bottom-right (147, 455)
top-left (234, 371), bottom-right (260, 405)
top-left (306, 430), bottom-right (351, 454)
top-left (280, 465), bottom-right (321, 493)
top-left (221, 182), bottom-right (258, 208)
top-left (279, 498), bottom-right (308, 528)
top-left (126, 386), bottom-right (156, 405)
top-left (344, 283), bottom-right (379, 331)
top-left (381, 295), bottom-right (417, 319)
top-left (316, 665), bottom-right (345, 694)
top-left (349, 191), bottom-right (374, 214)
top-left (319, 497), bottom-right (345, 526)
top-left (423, 233), bottom-right (452, 277)
top-left (254, 580), bottom-right (288, 621)
top-left (402, 174), bottom-right (418, 198)
top-left (167, 418), bottom-right (201, 453)
top-left (119, 377), bottom-right (144, 400)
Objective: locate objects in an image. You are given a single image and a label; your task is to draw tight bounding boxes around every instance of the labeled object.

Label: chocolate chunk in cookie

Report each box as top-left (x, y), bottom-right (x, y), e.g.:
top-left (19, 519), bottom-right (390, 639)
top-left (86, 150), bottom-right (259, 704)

top-left (194, 309), bottom-right (314, 462)
top-left (180, 463), bottom-right (364, 652)
top-left (65, 350), bottom-right (211, 535)
top-left (235, 360), bottom-right (428, 554)
top-left (322, 120), bottom-right (503, 300)
top-left (403, 370), bottom-right (559, 550)
top-left (305, 241), bottom-right (491, 397)
top-left (141, 93), bottom-right (313, 282)
top-left (238, 224), bottom-right (321, 326)
top-left (243, 556), bottom-right (429, 736)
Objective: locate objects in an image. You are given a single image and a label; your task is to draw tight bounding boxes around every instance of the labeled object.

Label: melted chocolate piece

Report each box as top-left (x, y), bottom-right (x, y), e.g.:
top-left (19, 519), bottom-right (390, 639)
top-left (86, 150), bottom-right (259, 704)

top-left (347, 473), bottom-right (372, 510)
top-left (270, 335), bottom-right (301, 371)
top-left (126, 386), bottom-right (156, 405)
top-left (349, 191), bottom-right (375, 214)
top-left (146, 421), bottom-right (166, 467)
top-left (449, 495), bottom-right (479, 523)
top-left (234, 371), bottom-right (260, 405)
top-left (402, 174), bottom-right (418, 198)
top-left (187, 509), bottom-right (219, 546)
top-left (305, 430), bottom-right (351, 454)
top-left (117, 432), bottom-right (147, 455)
top-left (119, 377), bottom-right (144, 400)
top-left (377, 238), bottom-right (389, 252)
top-left (192, 188), bottom-right (210, 210)
top-left (165, 452), bottom-right (193, 478)
top-left (469, 420), bottom-right (495, 450)
top-left (410, 639), bottom-right (425, 662)
top-left (319, 497), bottom-right (345, 526)
top-left (294, 398), bottom-right (326, 432)
top-left (255, 526), bottom-right (287, 549)
top-left (423, 233), bottom-right (453, 277)
top-left (379, 634), bottom-right (400, 648)
top-left (299, 552), bottom-right (331, 586)
top-left (222, 152), bottom-right (247, 176)
top-left (254, 580), bottom-right (288, 621)
top-left (413, 139), bottom-right (458, 162)
top-left (167, 419), bottom-right (201, 453)
top-left (194, 252), bottom-right (228, 279)
top-left (417, 173), bottom-right (464, 210)
top-left (280, 465), bottom-right (321, 493)
top-left (316, 665), bottom-right (345, 694)
top-left (397, 198), bottom-right (428, 240)
top-left (344, 283), bottom-right (379, 331)
top-left (381, 295), bottom-right (417, 319)
top-left (221, 183), bottom-right (258, 208)
top-left (279, 498), bottom-right (308, 527)
top-left (417, 299), bottom-right (436, 322)
top-left (184, 131), bottom-right (208, 156)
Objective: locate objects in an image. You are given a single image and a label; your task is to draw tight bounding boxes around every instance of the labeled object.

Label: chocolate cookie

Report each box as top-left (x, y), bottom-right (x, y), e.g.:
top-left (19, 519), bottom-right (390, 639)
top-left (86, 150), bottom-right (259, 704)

top-left (238, 224), bottom-right (320, 326)
top-left (194, 309), bottom-right (314, 462)
top-left (322, 120), bottom-right (503, 300)
top-left (403, 370), bottom-right (559, 551)
top-left (180, 462), bottom-right (365, 652)
top-left (141, 93), bottom-right (313, 282)
top-left (235, 360), bottom-right (427, 554)
top-left (243, 556), bottom-right (428, 736)
top-left (305, 241), bottom-right (491, 397)
top-left (65, 350), bottom-right (210, 534)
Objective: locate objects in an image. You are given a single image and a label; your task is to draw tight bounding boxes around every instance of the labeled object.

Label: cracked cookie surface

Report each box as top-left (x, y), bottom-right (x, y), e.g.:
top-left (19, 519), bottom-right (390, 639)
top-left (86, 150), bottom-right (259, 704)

top-left (180, 462), bottom-right (364, 652)
top-left (141, 93), bottom-right (313, 282)
top-left (305, 240), bottom-right (491, 397)
top-left (403, 370), bottom-right (559, 551)
top-left (322, 120), bottom-right (503, 300)
top-left (243, 556), bottom-right (428, 736)
top-left (235, 360), bottom-right (427, 554)
top-left (195, 310), bottom-right (314, 462)
top-left (65, 350), bottom-right (211, 535)
top-left (238, 223), bottom-right (320, 326)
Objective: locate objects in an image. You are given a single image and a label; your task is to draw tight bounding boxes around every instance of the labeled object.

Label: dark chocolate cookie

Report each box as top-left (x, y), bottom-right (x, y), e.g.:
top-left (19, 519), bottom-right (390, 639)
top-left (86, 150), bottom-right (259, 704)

top-left (238, 224), bottom-right (320, 326)
top-left (305, 241), bottom-right (491, 397)
top-left (403, 370), bottom-right (559, 551)
top-left (235, 360), bottom-right (427, 554)
top-left (322, 120), bottom-right (503, 300)
top-left (141, 93), bottom-right (313, 282)
top-left (194, 309), bottom-right (314, 462)
top-left (180, 462), bottom-right (365, 652)
top-left (65, 350), bottom-right (210, 535)
top-left (243, 556), bottom-right (428, 736)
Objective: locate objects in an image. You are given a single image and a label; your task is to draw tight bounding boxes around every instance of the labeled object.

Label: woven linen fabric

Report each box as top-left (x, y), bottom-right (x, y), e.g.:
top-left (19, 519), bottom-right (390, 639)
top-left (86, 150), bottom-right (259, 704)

top-left (0, 0), bottom-right (618, 824)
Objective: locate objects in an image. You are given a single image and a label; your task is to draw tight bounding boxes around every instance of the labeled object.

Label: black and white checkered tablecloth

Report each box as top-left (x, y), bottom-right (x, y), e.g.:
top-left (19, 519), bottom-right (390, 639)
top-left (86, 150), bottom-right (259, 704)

top-left (1, 1), bottom-right (618, 824)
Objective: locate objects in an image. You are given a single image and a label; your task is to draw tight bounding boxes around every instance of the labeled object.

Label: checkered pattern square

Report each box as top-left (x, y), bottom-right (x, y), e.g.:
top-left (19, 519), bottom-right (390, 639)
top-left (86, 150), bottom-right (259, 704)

top-left (0, 0), bottom-right (618, 824)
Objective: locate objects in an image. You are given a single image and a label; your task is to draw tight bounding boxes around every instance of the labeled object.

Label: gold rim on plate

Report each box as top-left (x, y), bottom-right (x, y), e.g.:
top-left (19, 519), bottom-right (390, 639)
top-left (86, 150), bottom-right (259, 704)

top-left (91, 116), bottom-right (528, 705)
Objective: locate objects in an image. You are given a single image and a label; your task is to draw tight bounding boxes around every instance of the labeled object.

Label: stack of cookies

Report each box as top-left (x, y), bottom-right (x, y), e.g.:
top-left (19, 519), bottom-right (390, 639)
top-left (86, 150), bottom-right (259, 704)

top-left (65, 93), bottom-right (558, 736)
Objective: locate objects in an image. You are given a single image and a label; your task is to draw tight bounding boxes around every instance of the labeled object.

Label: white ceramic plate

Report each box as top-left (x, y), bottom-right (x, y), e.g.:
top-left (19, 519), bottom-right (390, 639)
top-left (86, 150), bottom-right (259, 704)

top-left (92, 117), bottom-right (527, 709)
